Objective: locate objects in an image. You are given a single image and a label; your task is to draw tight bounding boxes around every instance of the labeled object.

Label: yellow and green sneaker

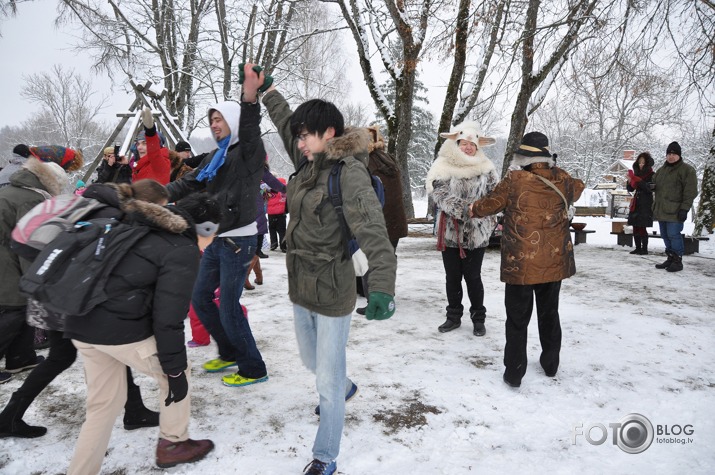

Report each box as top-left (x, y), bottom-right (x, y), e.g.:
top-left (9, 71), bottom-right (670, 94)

top-left (202, 358), bottom-right (237, 373)
top-left (222, 373), bottom-right (269, 387)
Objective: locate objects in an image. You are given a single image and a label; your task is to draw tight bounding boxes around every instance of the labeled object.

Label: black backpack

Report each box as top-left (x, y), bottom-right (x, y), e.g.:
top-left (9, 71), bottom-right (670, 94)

top-left (19, 218), bottom-right (150, 316)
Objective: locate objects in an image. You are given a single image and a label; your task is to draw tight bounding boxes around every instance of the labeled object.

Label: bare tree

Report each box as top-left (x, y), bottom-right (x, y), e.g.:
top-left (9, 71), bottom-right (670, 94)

top-left (433, 0), bottom-right (509, 158)
top-left (327, 0), bottom-right (445, 218)
top-left (21, 65), bottom-right (108, 151)
top-left (501, 0), bottom-right (606, 174)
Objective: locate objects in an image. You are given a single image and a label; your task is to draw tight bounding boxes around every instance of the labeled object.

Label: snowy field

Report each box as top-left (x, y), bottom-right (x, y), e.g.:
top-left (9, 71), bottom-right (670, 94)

top-left (1, 201), bottom-right (714, 475)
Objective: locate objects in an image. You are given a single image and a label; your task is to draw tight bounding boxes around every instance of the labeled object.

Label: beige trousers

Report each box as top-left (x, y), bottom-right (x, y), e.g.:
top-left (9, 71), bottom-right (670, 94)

top-left (67, 337), bottom-right (191, 475)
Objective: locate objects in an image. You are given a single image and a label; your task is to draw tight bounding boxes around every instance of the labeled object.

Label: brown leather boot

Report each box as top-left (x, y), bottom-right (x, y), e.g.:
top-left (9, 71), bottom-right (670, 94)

top-left (244, 256), bottom-right (257, 290)
top-left (156, 438), bottom-right (214, 469)
top-left (253, 257), bottom-right (263, 285)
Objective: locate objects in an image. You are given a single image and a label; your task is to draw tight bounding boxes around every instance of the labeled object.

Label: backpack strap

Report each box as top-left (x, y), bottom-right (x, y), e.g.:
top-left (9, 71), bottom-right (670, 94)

top-left (327, 161), bottom-right (353, 260)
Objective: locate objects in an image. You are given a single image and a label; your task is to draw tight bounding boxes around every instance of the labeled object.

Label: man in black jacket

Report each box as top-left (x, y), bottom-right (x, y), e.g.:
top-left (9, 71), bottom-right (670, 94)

top-left (166, 64), bottom-right (269, 387)
top-left (64, 193), bottom-right (219, 473)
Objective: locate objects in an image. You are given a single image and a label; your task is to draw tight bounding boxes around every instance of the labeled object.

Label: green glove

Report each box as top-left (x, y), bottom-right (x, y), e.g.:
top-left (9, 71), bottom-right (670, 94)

top-left (238, 62), bottom-right (246, 84)
top-left (365, 292), bottom-right (395, 320)
top-left (250, 65), bottom-right (273, 92)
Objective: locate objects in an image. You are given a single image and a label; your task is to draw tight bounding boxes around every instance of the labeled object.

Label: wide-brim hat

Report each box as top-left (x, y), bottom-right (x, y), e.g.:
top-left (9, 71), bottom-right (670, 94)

top-left (514, 131), bottom-right (553, 158)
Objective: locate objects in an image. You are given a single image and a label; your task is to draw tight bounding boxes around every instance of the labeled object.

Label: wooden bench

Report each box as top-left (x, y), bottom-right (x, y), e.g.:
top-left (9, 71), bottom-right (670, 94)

top-left (611, 232), bottom-right (709, 255)
top-left (570, 229), bottom-right (595, 245)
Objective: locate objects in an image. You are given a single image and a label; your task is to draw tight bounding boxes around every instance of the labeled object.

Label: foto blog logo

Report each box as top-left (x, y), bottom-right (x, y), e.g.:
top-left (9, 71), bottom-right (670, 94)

top-left (572, 413), bottom-right (694, 454)
top-left (573, 413), bottom-right (653, 454)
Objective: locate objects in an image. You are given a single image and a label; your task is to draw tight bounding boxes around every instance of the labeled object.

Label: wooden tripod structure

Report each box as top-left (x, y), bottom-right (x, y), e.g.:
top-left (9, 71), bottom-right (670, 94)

top-left (82, 80), bottom-right (189, 183)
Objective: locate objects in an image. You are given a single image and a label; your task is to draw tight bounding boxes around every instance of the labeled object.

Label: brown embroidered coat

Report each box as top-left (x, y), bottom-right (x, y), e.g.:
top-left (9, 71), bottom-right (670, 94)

top-left (471, 162), bottom-right (585, 285)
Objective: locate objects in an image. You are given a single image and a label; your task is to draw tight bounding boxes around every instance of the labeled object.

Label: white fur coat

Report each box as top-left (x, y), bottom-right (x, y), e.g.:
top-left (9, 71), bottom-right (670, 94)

top-left (427, 139), bottom-right (499, 250)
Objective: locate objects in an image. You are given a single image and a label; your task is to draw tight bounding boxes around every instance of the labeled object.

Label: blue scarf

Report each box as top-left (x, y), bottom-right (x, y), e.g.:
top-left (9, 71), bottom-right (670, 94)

top-left (196, 135), bottom-right (232, 182)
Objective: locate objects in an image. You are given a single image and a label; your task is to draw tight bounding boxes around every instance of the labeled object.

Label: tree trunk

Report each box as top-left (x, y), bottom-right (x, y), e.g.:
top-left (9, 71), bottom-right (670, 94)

top-left (694, 123), bottom-right (715, 236)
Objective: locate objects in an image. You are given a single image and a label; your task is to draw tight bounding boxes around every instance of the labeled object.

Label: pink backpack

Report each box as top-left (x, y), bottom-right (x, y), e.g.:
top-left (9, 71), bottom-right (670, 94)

top-left (12, 194), bottom-right (106, 251)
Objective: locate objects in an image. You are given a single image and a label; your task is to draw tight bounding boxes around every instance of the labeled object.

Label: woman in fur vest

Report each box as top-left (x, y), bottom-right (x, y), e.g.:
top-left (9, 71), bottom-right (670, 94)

top-left (426, 121), bottom-right (499, 336)
top-left (626, 152), bottom-right (655, 255)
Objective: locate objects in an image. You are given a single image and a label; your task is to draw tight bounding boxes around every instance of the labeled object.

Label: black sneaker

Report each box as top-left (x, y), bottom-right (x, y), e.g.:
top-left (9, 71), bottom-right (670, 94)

top-left (473, 322), bottom-right (486, 336)
top-left (355, 306), bottom-right (366, 315)
top-left (257, 251), bottom-right (269, 259)
top-left (6, 355), bottom-right (45, 374)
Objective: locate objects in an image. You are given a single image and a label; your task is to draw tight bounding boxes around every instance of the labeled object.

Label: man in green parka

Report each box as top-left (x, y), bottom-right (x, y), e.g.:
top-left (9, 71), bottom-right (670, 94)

top-left (652, 141), bottom-right (699, 272)
top-left (259, 66), bottom-right (397, 475)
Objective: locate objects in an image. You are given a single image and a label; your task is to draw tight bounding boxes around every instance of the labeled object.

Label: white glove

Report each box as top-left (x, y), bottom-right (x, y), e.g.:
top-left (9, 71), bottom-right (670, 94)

top-left (142, 107), bottom-right (154, 129)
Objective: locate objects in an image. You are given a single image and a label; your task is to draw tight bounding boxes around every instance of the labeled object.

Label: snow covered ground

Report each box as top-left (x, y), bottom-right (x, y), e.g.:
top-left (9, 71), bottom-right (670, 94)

top-left (1, 201), bottom-right (714, 475)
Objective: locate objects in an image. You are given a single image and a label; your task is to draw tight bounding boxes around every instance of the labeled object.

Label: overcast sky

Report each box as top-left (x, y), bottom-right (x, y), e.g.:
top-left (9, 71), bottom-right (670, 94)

top-left (0, 2), bottom-right (136, 131)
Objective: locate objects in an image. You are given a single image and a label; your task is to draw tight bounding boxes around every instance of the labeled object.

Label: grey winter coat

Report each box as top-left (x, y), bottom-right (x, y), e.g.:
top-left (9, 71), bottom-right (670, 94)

top-left (262, 90), bottom-right (397, 317)
top-left (0, 158), bottom-right (68, 306)
top-left (652, 158), bottom-right (698, 223)
top-left (426, 139), bottom-right (499, 250)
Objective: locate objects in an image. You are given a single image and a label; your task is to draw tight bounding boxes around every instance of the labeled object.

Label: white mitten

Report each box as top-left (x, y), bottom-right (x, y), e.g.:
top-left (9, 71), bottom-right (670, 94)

top-left (142, 107), bottom-right (154, 129)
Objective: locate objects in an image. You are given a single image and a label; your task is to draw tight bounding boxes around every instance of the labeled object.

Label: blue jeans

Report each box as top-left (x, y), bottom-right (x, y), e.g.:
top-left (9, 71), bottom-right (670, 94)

top-left (192, 236), bottom-right (267, 378)
top-left (293, 304), bottom-right (353, 463)
top-left (659, 221), bottom-right (685, 256)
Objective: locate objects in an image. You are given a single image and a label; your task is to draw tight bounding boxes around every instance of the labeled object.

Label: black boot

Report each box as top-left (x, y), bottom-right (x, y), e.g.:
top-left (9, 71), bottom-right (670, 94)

top-left (470, 313), bottom-right (486, 336)
top-left (0, 393), bottom-right (48, 438)
top-left (629, 236), bottom-right (642, 254)
top-left (629, 236), bottom-right (641, 254)
top-left (655, 251), bottom-right (674, 269)
top-left (639, 235), bottom-right (649, 255)
top-left (666, 254), bottom-right (683, 272)
top-left (123, 367), bottom-right (160, 431)
top-left (438, 316), bottom-right (461, 333)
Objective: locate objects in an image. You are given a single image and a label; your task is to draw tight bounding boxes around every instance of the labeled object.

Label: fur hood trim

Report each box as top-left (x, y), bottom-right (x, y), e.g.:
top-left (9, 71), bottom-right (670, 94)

top-left (108, 183), bottom-right (188, 234)
top-left (325, 127), bottom-right (370, 165)
top-left (511, 153), bottom-right (556, 169)
top-left (367, 126), bottom-right (386, 153)
top-left (22, 156), bottom-right (69, 196)
top-left (426, 139), bottom-right (496, 193)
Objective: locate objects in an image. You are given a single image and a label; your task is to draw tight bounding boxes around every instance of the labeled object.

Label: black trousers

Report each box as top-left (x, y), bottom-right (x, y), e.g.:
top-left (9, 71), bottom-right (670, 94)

top-left (0, 306), bottom-right (36, 371)
top-left (15, 331), bottom-right (75, 400)
top-left (503, 281), bottom-right (562, 383)
top-left (440, 247), bottom-right (486, 322)
top-left (268, 214), bottom-right (287, 251)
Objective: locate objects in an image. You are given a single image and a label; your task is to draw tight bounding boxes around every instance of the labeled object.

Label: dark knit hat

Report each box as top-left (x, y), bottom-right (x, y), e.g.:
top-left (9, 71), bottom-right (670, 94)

top-left (666, 141), bottom-right (681, 157)
top-left (514, 132), bottom-right (553, 158)
top-left (175, 141), bottom-right (192, 153)
top-left (13, 144), bottom-right (31, 158)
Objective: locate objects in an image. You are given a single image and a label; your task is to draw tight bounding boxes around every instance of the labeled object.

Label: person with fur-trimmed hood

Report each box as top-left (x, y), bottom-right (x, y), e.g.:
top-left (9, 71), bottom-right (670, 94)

top-left (469, 132), bottom-right (585, 388)
top-left (0, 153), bottom-right (73, 385)
top-left (426, 121), bottom-right (499, 337)
top-left (63, 190), bottom-right (220, 473)
top-left (261, 68), bottom-right (396, 475)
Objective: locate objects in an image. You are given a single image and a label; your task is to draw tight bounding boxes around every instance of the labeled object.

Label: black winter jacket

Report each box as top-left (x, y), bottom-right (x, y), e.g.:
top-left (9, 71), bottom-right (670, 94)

top-left (166, 102), bottom-right (265, 234)
top-left (64, 197), bottom-right (200, 375)
top-left (626, 156), bottom-right (655, 228)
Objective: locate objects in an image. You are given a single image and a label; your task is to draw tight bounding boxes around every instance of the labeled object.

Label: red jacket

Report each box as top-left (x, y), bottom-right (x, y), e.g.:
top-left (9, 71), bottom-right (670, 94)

top-left (266, 177), bottom-right (287, 215)
top-left (132, 132), bottom-right (171, 185)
